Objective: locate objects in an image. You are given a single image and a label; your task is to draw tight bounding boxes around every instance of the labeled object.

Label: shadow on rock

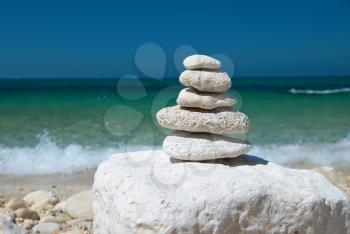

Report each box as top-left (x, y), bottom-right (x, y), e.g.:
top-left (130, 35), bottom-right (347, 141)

top-left (170, 154), bottom-right (269, 167)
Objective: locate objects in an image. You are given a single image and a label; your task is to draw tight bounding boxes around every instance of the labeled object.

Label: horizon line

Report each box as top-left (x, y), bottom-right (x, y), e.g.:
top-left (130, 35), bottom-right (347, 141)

top-left (0, 75), bottom-right (350, 80)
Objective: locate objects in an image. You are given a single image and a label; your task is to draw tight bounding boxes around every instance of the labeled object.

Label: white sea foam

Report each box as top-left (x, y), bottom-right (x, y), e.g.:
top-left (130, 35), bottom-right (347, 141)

top-left (289, 87), bottom-right (350, 94)
top-left (251, 135), bottom-right (350, 167)
top-left (0, 133), bottom-right (349, 174)
top-left (0, 133), bottom-right (158, 174)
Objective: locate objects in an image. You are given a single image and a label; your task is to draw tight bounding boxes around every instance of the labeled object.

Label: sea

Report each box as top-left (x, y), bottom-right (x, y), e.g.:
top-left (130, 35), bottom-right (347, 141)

top-left (0, 77), bottom-right (349, 174)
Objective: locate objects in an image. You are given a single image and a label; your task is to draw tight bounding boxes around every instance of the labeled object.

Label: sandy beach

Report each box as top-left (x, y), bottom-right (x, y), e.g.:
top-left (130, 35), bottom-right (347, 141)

top-left (0, 170), bottom-right (95, 233)
top-left (0, 170), bottom-right (94, 201)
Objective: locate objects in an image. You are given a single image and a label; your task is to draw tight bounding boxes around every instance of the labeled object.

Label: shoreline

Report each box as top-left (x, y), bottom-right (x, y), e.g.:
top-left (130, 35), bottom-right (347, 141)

top-left (0, 169), bottom-right (95, 201)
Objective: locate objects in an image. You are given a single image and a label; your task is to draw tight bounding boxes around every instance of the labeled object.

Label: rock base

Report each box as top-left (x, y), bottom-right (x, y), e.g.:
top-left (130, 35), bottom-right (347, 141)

top-left (93, 150), bottom-right (350, 234)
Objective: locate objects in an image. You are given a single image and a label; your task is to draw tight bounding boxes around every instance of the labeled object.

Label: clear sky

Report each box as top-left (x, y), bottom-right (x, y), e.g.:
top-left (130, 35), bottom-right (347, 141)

top-left (0, 0), bottom-right (350, 78)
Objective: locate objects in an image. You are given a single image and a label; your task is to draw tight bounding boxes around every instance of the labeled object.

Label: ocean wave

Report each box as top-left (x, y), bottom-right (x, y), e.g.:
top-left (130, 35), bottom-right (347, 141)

top-left (0, 133), bottom-right (158, 174)
top-left (0, 133), bottom-right (350, 174)
top-left (251, 135), bottom-right (350, 167)
top-left (289, 87), bottom-right (350, 94)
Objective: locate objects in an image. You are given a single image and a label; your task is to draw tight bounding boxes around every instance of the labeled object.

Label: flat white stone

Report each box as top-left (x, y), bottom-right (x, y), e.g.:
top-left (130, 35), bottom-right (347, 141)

top-left (163, 131), bottom-right (251, 160)
top-left (93, 150), bottom-right (350, 234)
top-left (156, 105), bottom-right (249, 135)
top-left (177, 87), bottom-right (235, 110)
top-left (179, 70), bottom-right (231, 93)
top-left (183, 54), bottom-right (221, 70)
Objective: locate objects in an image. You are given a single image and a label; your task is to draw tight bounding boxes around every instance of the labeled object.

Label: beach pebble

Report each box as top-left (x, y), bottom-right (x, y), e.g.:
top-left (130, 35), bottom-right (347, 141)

top-left (0, 197), bottom-right (5, 208)
top-left (24, 191), bottom-right (53, 205)
top-left (32, 222), bottom-right (61, 234)
top-left (177, 87), bottom-right (235, 110)
top-left (23, 190), bottom-right (59, 213)
top-left (14, 208), bottom-right (39, 220)
top-left (163, 131), bottom-right (251, 160)
top-left (22, 219), bottom-right (35, 230)
top-left (183, 54), bottom-right (221, 70)
top-left (179, 70), bottom-right (231, 93)
top-left (15, 217), bottom-right (24, 223)
top-left (156, 105), bottom-right (249, 135)
top-left (53, 201), bottom-right (66, 212)
top-left (65, 191), bottom-right (92, 220)
top-left (5, 198), bottom-right (26, 211)
top-left (93, 150), bottom-right (350, 234)
top-left (40, 213), bottom-right (69, 223)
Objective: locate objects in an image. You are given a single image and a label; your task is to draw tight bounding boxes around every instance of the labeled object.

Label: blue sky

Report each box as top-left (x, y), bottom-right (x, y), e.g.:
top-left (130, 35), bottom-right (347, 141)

top-left (0, 0), bottom-right (349, 78)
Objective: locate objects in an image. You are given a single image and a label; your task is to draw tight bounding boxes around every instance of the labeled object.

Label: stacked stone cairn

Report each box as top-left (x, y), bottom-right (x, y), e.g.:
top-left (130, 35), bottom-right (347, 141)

top-left (156, 54), bottom-right (251, 161)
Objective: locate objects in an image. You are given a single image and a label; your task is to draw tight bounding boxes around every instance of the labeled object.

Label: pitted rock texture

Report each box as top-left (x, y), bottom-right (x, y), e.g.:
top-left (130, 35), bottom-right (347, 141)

top-left (183, 54), bottom-right (221, 70)
top-left (163, 131), bottom-right (251, 160)
top-left (156, 105), bottom-right (249, 135)
top-left (177, 88), bottom-right (235, 110)
top-left (93, 150), bottom-right (350, 234)
top-left (179, 70), bottom-right (231, 93)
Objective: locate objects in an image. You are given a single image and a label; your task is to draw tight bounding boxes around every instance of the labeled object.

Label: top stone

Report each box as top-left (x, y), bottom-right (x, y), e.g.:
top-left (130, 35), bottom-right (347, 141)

top-left (183, 55), bottom-right (221, 70)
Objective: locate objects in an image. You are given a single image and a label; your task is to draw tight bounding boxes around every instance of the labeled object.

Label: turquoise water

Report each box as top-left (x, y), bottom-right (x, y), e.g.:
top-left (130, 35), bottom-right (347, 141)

top-left (0, 77), bottom-right (349, 173)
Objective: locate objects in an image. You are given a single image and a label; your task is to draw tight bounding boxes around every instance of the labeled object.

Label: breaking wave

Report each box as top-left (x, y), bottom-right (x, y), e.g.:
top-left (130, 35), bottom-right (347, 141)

top-left (0, 133), bottom-right (158, 174)
top-left (289, 87), bottom-right (350, 94)
top-left (0, 133), bottom-right (349, 174)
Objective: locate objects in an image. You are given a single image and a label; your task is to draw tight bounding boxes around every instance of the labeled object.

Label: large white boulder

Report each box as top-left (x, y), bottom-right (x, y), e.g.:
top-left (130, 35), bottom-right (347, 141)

top-left (93, 150), bottom-right (350, 234)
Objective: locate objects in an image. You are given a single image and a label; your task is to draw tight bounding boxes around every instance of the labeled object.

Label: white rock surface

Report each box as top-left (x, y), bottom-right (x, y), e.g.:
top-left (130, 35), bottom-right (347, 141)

top-left (32, 222), bottom-right (61, 234)
top-left (179, 70), bottom-right (231, 93)
top-left (64, 191), bottom-right (92, 220)
top-left (177, 88), bottom-right (235, 110)
top-left (156, 105), bottom-right (249, 135)
top-left (163, 131), bottom-right (251, 160)
top-left (93, 150), bottom-right (350, 234)
top-left (183, 54), bottom-right (221, 70)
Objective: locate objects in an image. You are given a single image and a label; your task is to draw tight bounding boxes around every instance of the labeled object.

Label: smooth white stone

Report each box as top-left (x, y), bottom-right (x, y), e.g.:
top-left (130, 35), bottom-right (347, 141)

top-left (163, 131), bottom-right (251, 160)
top-left (183, 54), bottom-right (221, 70)
top-left (32, 222), bottom-right (61, 234)
top-left (179, 70), bottom-right (231, 93)
top-left (177, 87), bottom-right (235, 110)
top-left (64, 190), bottom-right (92, 220)
top-left (156, 105), bottom-right (249, 135)
top-left (93, 150), bottom-right (350, 234)
top-left (23, 190), bottom-right (55, 206)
